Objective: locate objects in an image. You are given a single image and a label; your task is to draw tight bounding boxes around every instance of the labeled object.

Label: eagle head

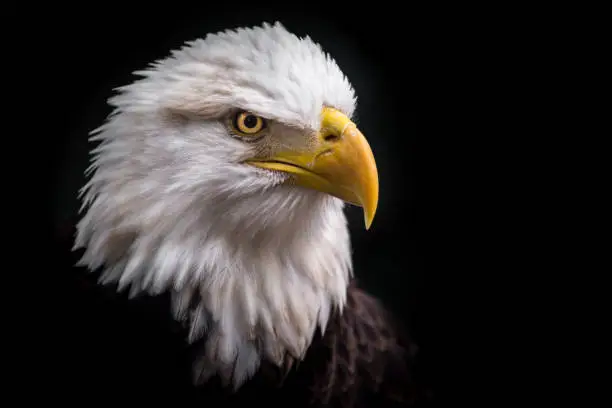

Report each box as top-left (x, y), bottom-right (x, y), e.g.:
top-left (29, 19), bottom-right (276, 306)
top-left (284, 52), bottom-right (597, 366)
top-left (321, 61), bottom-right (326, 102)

top-left (74, 22), bottom-right (379, 388)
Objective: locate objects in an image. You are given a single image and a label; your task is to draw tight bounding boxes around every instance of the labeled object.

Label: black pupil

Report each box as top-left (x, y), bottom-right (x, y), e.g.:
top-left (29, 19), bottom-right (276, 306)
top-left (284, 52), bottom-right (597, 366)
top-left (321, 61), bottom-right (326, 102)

top-left (243, 115), bottom-right (258, 129)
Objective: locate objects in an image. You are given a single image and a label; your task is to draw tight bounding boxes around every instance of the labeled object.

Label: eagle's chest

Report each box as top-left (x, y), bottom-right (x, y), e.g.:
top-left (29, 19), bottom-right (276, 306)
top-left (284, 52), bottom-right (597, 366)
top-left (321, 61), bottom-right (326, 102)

top-left (188, 293), bottom-right (413, 408)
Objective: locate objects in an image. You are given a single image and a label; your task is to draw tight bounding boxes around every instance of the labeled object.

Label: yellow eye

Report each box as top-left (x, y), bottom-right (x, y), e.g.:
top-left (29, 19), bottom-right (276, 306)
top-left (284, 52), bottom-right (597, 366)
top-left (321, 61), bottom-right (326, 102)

top-left (234, 111), bottom-right (266, 135)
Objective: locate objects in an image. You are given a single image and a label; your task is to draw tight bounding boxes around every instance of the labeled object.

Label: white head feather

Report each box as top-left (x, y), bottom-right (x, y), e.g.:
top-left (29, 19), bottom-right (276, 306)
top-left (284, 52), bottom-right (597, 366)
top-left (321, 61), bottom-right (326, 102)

top-left (74, 22), bottom-right (357, 388)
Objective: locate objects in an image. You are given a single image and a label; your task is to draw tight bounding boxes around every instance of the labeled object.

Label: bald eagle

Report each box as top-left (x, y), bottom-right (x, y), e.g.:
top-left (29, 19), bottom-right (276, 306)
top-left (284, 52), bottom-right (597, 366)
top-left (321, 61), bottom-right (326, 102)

top-left (73, 22), bottom-right (417, 407)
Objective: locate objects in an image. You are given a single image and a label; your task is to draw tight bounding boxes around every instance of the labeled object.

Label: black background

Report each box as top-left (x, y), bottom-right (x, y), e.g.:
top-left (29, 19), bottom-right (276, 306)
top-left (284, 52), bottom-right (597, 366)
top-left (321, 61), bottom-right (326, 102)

top-left (17, 3), bottom-right (485, 406)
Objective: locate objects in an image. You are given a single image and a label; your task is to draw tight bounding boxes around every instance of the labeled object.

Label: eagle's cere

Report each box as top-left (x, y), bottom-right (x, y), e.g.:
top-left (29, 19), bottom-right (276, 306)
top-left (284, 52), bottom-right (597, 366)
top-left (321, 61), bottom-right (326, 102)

top-left (74, 22), bottom-right (412, 406)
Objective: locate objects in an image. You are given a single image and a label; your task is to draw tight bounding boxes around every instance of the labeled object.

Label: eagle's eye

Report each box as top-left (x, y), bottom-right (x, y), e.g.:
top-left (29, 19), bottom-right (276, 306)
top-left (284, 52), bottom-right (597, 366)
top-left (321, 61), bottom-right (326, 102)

top-left (233, 111), bottom-right (267, 136)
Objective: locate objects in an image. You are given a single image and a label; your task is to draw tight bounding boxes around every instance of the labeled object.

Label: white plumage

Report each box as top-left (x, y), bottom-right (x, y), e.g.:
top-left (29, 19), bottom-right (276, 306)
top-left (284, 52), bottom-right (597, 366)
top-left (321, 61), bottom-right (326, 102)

top-left (74, 22), bottom-right (359, 388)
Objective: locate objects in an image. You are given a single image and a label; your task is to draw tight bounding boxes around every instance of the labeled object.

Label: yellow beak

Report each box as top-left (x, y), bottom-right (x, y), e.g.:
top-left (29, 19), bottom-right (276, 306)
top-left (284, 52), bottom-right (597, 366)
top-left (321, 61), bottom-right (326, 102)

top-left (246, 107), bottom-right (379, 229)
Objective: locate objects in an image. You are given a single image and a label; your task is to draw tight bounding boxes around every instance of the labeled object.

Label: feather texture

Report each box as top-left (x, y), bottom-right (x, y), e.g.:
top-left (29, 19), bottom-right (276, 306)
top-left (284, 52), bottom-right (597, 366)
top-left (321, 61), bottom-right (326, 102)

top-left (185, 280), bottom-right (419, 407)
top-left (57, 227), bottom-right (428, 407)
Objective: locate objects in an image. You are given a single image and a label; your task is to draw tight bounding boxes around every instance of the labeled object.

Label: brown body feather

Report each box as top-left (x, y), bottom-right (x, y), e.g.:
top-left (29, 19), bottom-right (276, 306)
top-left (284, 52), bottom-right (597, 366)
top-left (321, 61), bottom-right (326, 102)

top-left (303, 281), bottom-right (418, 407)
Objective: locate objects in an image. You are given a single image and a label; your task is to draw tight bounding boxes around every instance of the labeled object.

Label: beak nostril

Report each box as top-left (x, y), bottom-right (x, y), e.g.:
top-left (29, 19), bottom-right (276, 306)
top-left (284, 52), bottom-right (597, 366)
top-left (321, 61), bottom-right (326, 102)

top-left (323, 133), bottom-right (340, 142)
